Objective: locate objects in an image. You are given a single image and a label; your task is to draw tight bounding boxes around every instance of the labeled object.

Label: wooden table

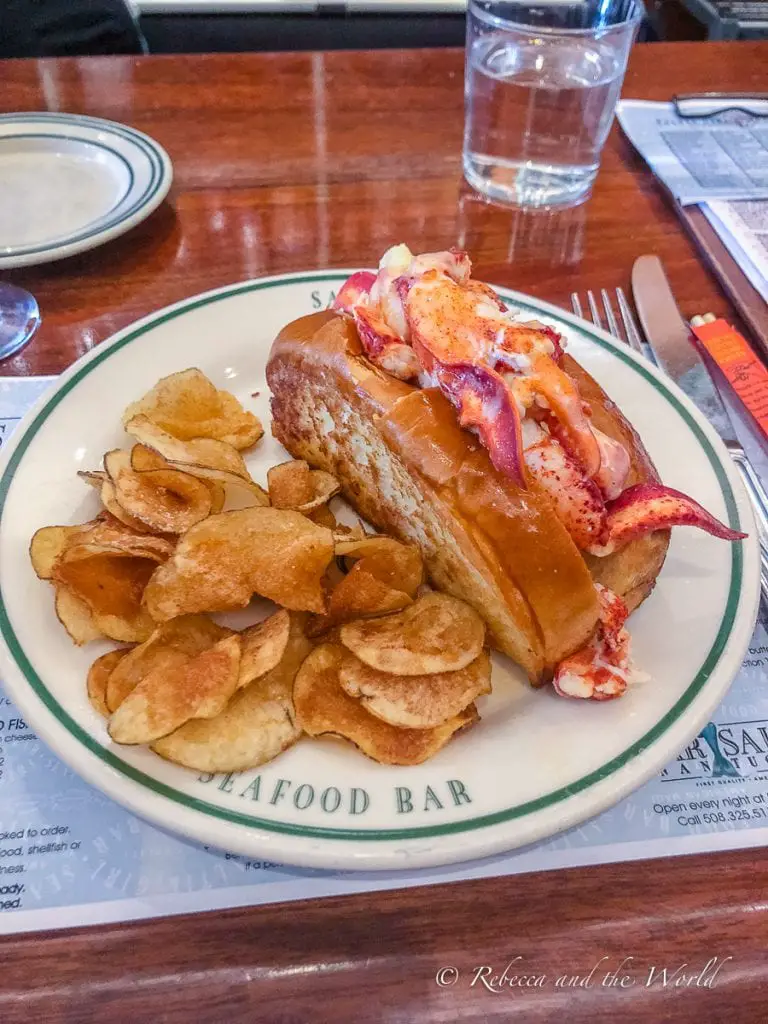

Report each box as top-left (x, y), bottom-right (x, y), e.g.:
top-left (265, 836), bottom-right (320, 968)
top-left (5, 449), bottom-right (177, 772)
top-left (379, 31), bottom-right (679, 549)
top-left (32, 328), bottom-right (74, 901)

top-left (1, 41), bottom-right (767, 1023)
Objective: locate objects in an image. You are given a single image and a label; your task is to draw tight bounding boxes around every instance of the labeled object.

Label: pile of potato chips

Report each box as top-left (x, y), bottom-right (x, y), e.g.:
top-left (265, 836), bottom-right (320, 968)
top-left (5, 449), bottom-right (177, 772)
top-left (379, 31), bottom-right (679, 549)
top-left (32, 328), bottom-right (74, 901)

top-left (30, 368), bottom-right (491, 772)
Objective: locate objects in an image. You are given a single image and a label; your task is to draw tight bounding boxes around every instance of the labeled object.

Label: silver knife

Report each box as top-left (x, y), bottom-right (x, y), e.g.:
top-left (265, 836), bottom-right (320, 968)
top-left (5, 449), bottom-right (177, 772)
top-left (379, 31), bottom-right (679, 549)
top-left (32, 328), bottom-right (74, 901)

top-left (631, 254), bottom-right (768, 603)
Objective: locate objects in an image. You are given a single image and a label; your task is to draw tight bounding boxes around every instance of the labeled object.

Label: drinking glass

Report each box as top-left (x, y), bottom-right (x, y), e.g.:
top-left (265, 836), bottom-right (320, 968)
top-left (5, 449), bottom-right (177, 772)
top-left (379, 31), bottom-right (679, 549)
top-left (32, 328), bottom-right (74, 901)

top-left (0, 283), bottom-right (40, 361)
top-left (463, 0), bottom-right (643, 208)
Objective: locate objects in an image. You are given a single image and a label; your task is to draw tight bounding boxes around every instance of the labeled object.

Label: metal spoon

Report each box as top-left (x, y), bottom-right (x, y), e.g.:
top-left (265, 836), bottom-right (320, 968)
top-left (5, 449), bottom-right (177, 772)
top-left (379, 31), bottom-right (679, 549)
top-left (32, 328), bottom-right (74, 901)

top-left (0, 282), bottom-right (40, 361)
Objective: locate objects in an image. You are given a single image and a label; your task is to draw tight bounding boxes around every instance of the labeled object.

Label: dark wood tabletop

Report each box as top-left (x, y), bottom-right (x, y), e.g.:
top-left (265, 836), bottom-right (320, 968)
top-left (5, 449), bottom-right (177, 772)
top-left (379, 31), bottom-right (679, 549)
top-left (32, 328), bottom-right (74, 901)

top-left (1, 41), bottom-right (768, 1024)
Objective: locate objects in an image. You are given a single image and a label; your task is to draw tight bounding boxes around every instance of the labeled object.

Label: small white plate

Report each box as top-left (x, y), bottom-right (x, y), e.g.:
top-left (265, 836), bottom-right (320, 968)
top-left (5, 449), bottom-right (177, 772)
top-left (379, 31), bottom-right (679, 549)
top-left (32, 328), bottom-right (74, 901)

top-left (0, 273), bottom-right (760, 870)
top-left (0, 113), bottom-right (172, 269)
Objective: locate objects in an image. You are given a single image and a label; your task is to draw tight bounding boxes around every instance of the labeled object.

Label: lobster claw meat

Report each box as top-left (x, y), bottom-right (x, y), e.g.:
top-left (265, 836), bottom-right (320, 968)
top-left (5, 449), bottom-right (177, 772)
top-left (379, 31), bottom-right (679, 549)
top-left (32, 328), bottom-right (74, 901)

top-left (334, 271), bottom-right (377, 314)
top-left (541, 325), bottom-right (565, 364)
top-left (529, 355), bottom-right (601, 479)
top-left (410, 247), bottom-right (471, 285)
top-left (464, 279), bottom-right (508, 312)
top-left (353, 305), bottom-right (420, 381)
top-left (553, 584), bottom-right (632, 701)
top-left (588, 482), bottom-right (747, 556)
top-left (591, 428), bottom-right (631, 501)
top-left (524, 435), bottom-right (607, 550)
top-left (434, 360), bottom-right (526, 485)
top-left (335, 250), bottom-right (747, 567)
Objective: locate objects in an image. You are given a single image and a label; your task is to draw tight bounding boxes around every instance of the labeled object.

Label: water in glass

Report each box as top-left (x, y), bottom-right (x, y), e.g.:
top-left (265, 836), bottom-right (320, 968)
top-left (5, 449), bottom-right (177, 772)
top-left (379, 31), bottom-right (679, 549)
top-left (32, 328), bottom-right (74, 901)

top-left (464, 31), bottom-right (624, 207)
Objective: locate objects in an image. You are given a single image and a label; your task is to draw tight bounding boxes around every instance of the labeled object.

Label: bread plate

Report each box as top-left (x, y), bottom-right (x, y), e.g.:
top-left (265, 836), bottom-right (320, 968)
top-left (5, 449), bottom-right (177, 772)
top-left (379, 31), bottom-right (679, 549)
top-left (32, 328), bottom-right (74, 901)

top-left (0, 271), bottom-right (759, 870)
top-left (0, 113), bottom-right (172, 269)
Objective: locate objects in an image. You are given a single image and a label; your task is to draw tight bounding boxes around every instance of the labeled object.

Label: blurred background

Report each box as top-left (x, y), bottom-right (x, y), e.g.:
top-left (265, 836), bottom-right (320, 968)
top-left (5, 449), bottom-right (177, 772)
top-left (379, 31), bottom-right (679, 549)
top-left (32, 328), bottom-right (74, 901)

top-left (1, 1), bottom-right (767, 60)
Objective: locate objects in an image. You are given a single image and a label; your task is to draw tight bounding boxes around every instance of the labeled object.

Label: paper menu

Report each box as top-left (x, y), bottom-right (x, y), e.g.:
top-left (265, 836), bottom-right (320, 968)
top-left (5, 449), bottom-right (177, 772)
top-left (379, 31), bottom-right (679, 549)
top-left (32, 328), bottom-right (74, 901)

top-left (0, 377), bottom-right (54, 453)
top-left (1, 378), bottom-right (767, 936)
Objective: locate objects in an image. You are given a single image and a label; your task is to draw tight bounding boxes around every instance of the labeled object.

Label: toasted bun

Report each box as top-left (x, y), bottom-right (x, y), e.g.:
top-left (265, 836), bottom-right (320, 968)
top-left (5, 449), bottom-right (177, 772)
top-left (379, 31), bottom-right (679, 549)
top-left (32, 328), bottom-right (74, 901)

top-left (267, 312), bottom-right (668, 681)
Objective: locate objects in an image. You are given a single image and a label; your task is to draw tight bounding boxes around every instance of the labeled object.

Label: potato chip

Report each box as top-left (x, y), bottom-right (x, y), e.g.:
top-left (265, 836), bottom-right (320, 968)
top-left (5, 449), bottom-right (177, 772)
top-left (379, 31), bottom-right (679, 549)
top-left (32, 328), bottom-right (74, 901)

top-left (267, 460), bottom-right (340, 513)
top-left (54, 550), bottom-right (155, 644)
top-left (98, 479), bottom-right (154, 533)
top-left (167, 462), bottom-right (269, 504)
top-left (267, 460), bottom-right (313, 508)
top-left (304, 562), bottom-right (345, 640)
top-left (143, 508), bottom-right (333, 620)
top-left (87, 649), bottom-right (129, 717)
top-left (125, 415), bottom-right (268, 502)
top-left (77, 470), bottom-right (107, 489)
top-left (124, 415), bottom-right (247, 478)
top-left (205, 479), bottom-right (226, 514)
top-left (332, 522), bottom-right (367, 543)
top-left (30, 525), bottom-right (84, 580)
top-left (55, 586), bottom-right (103, 645)
top-left (109, 644), bottom-right (185, 713)
top-left (335, 536), bottom-right (423, 597)
top-left (339, 649), bottom-right (492, 729)
top-left (293, 644), bottom-right (478, 765)
top-left (130, 444), bottom-right (167, 472)
top-left (76, 468), bottom-right (151, 533)
top-left (106, 615), bottom-right (231, 712)
top-left (309, 504), bottom-right (337, 530)
top-left (109, 635), bottom-right (242, 744)
top-left (152, 614), bottom-right (311, 772)
top-left (340, 592), bottom-right (485, 675)
top-left (238, 609), bottom-right (291, 689)
top-left (308, 568), bottom-right (412, 638)
top-left (131, 445), bottom-right (226, 513)
top-left (308, 535), bottom-right (423, 636)
top-left (324, 557), bottom-right (346, 591)
top-left (61, 516), bottom-right (174, 563)
top-left (102, 449), bottom-right (132, 479)
top-left (53, 551), bottom-right (157, 643)
top-left (104, 448), bottom-right (213, 533)
top-left (96, 611), bottom-right (155, 644)
top-left (122, 368), bottom-right (263, 450)
top-left (298, 472), bottom-right (340, 512)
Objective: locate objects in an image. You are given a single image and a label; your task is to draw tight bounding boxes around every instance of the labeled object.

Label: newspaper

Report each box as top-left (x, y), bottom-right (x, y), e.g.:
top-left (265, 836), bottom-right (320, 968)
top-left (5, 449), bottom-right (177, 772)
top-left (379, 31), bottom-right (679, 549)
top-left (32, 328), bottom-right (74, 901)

top-left (700, 200), bottom-right (768, 303)
top-left (616, 98), bottom-right (768, 306)
top-left (1, 377), bottom-right (767, 935)
top-left (616, 99), bottom-right (768, 205)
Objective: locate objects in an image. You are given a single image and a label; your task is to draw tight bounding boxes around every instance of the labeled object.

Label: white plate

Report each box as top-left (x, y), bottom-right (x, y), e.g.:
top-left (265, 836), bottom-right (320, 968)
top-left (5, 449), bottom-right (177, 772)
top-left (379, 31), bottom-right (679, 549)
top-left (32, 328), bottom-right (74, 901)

top-left (0, 113), bottom-right (172, 269)
top-left (0, 272), bottom-right (760, 870)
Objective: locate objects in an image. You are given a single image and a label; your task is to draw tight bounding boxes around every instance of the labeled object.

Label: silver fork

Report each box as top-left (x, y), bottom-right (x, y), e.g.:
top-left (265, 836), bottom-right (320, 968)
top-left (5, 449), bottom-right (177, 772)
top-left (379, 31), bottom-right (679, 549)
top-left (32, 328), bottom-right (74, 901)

top-left (570, 288), bottom-right (654, 363)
